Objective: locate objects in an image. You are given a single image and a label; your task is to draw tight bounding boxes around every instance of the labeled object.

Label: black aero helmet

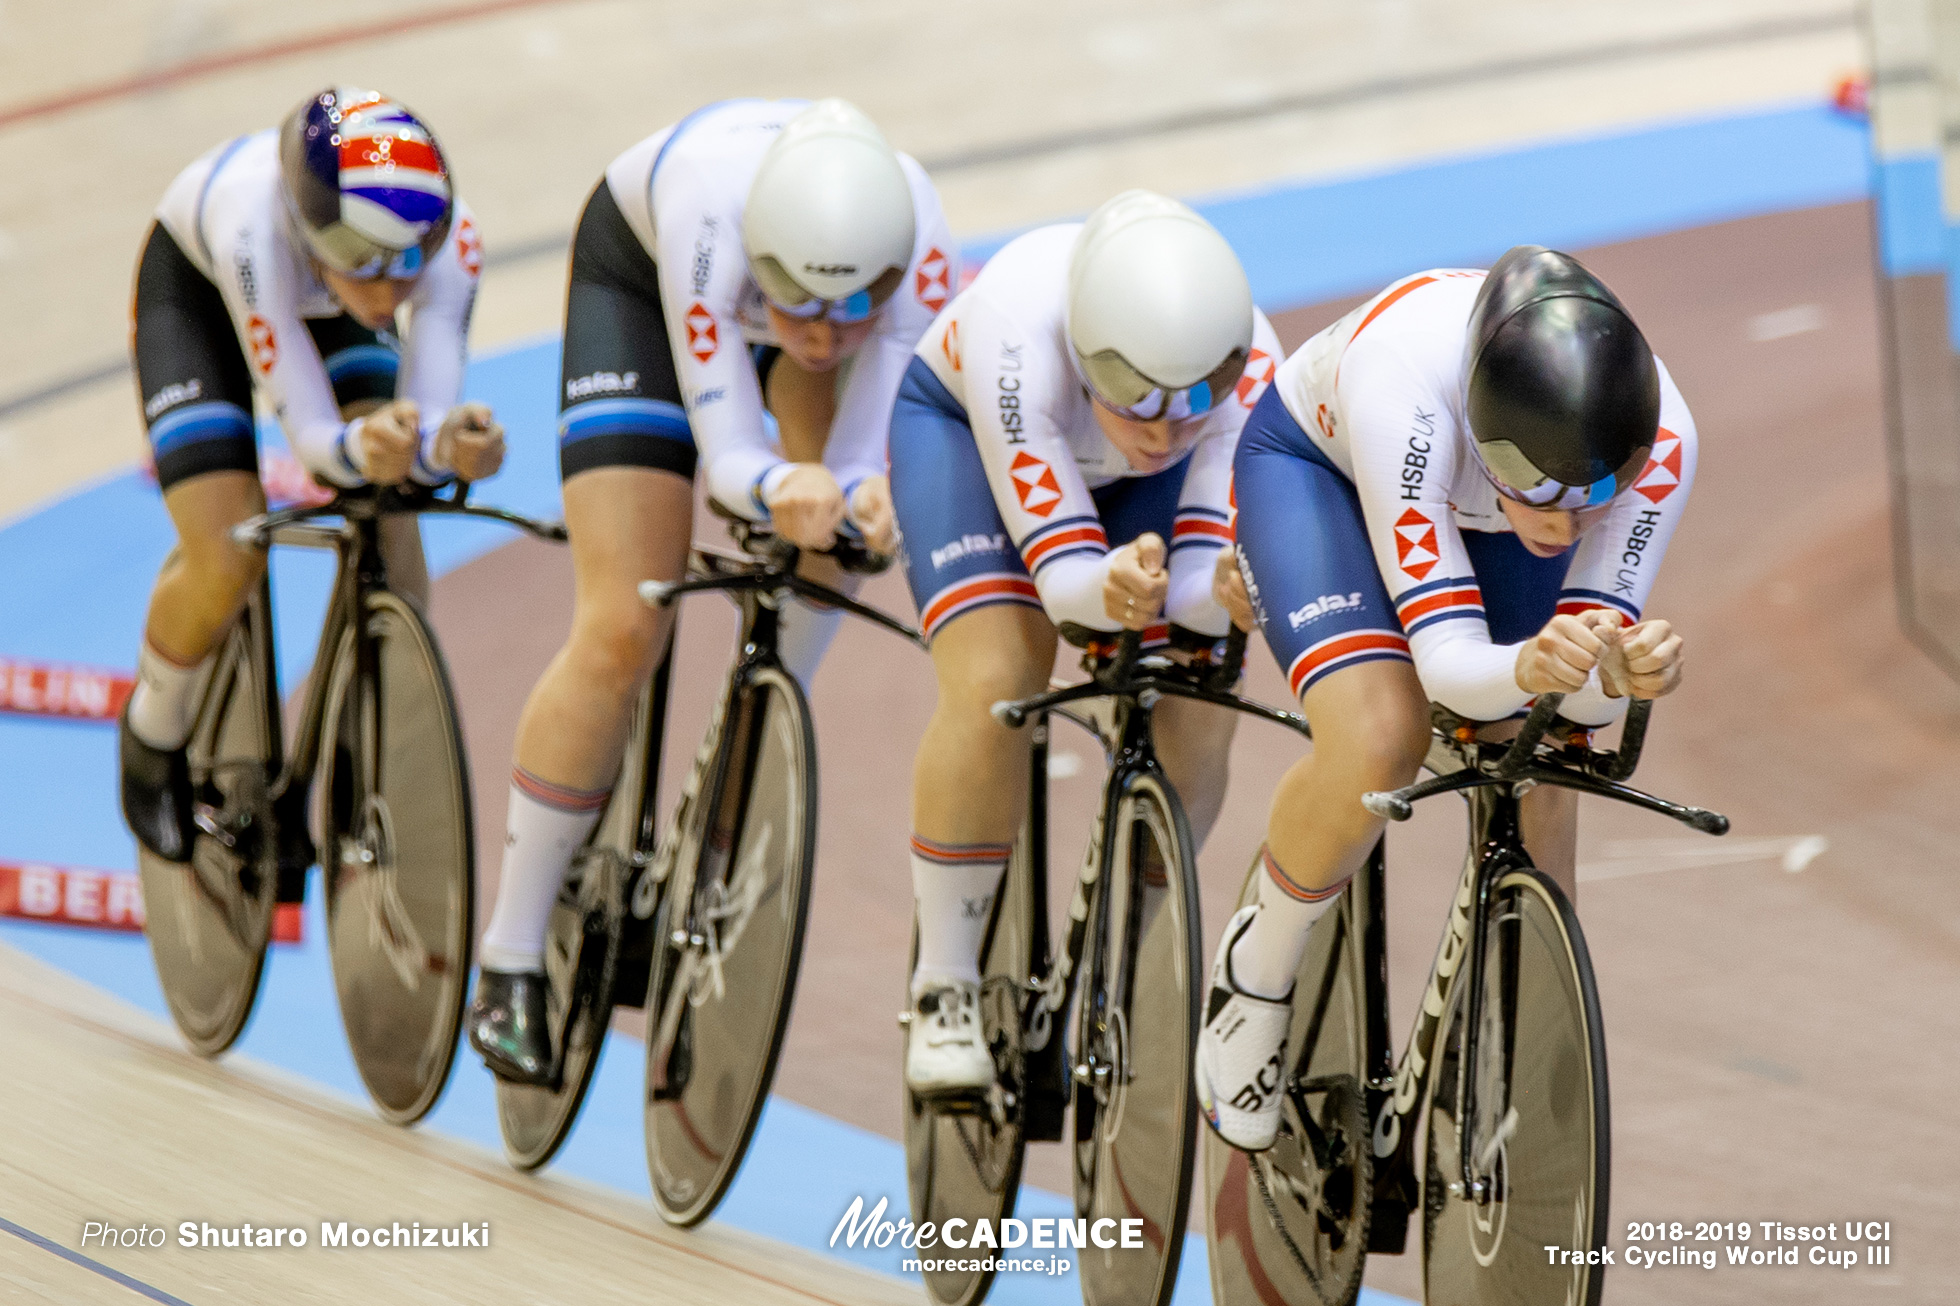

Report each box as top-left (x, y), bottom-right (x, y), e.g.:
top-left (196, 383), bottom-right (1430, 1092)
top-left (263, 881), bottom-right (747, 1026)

top-left (1464, 246), bottom-right (1659, 510)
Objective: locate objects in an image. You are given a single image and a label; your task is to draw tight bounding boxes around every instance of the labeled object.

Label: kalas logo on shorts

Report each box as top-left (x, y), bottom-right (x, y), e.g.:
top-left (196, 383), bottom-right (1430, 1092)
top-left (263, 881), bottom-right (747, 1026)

top-left (1394, 506), bottom-right (1439, 580)
top-left (1288, 592), bottom-right (1364, 631)
top-left (916, 247), bottom-right (951, 312)
top-left (684, 301), bottom-right (718, 364)
top-left (246, 314), bottom-right (278, 375)
top-left (1009, 452), bottom-right (1063, 518)
top-left (1632, 427), bottom-right (1682, 503)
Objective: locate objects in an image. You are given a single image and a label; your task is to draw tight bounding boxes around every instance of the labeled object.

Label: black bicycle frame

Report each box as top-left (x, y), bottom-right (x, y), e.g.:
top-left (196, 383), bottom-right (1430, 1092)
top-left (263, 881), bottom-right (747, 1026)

top-left (231, 483), bottom-right (568, 825)
top-left (1361, 694), bottom-right (1729, 1220)
top-left (996, 628), bottom-right (1308, 1135)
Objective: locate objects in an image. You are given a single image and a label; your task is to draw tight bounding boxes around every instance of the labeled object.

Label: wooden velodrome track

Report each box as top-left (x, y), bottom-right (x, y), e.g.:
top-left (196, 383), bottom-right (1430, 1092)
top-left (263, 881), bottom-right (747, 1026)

top-left (5, 3), bottom-right (1954, 1304)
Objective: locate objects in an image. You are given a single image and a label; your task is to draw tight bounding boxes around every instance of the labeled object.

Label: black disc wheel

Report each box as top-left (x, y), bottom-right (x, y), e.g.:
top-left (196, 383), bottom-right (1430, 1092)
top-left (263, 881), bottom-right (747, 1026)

top-left (496, 667), bottom-right (666, 1170)
top-left (138, 602), bottom-right (279, 1057)
top-left (1204, 856), bottom-right (1371, 1306)
top-left (319, 589), bottom-right (474, 1126)
top-left (1421, 866), bottom-right (1609, 1306)
top-left (644, 666), bottom-right (816, 1226)
top-left (903, 818), bottom-right (1040, 1306)
top-left (1070, 771), bottom-right (1201, 1306)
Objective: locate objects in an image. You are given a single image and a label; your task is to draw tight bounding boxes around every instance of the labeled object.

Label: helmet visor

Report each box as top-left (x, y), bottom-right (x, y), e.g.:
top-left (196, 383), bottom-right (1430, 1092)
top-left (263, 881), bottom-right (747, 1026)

top-left (1474, 437), bottom-right (1650, 510)
top-left (297, 217), bottom-right (432, 281)
top-left (1078, 346), bottom-right (1249, 422)
top-left (751, 258), bottom-right (904, 324)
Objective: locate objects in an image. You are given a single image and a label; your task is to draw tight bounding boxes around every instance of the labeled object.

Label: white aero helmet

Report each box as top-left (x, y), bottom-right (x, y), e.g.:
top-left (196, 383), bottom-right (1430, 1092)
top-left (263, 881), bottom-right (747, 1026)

top-left (743, 99), bottom-right (917, 323)
top-left (1067, 190), bottom-right (1254, 420)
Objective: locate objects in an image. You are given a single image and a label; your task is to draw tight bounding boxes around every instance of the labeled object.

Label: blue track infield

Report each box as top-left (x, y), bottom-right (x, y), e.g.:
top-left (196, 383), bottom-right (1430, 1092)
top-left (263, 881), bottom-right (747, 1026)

top-left (0, 99), bottom-right (1871, 1304)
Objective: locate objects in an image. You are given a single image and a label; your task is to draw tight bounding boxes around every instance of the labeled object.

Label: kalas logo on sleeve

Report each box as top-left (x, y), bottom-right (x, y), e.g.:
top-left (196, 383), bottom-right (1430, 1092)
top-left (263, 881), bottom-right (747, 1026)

top-left (1631, 428), bottom-right (1682, 503)
top-left (1009, 451), bottom-right (1063, 518)
top-left (916, 247), bottom-right (951, 312)
top-left (1393, 506), bottom-right (1439, 580)
top-left (684, 301), bottom-right (719, 363)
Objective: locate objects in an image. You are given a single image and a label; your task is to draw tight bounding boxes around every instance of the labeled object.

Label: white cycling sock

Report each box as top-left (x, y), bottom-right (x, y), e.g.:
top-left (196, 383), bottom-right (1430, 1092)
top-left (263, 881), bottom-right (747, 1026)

top-left (777, 571), bottom-right (861, 690)
top-left (1229, 846), bottom-right (1351, 1000)
top-left (126, 641), bottom-right (210, 750)
top-left (909, 835), bottom-right (1010, 992)
top-left (477, 770), bottom-right (607, 973)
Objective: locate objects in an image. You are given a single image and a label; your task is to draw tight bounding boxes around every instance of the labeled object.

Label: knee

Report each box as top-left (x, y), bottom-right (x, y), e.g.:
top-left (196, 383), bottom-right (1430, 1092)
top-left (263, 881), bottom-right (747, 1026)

top-left (935, 644), bottom-right (1045, 725)
top-left (179, 529), bottom-right (267, 598)
top-left (567, 593), bottom-right (662, 691)
top-left (1313, 690), bottom-right (1429, 791)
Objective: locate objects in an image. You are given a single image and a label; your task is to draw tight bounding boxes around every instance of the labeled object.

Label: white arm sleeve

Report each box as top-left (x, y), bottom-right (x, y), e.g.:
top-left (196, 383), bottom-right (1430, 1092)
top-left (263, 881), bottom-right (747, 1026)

top-left (396, 207), bottom-right (481, 484)
top-left (959, 293), bottom-right (1117, 629)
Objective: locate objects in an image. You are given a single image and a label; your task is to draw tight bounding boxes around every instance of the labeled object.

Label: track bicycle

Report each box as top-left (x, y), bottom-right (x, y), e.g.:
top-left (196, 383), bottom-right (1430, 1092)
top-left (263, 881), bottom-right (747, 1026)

top-left (905, 625), bottom-right (1298, 1306)
top-left (1202, 692), bottom-right (1728, 1306)
top-left (135, 481), bottom-right (565, 1125)
top-left (489, 513), bottom-right (920, 1232)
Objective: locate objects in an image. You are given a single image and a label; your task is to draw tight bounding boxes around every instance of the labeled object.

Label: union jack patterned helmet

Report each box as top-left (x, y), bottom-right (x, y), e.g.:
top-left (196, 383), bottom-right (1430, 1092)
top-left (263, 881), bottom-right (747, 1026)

top-left (279, 87), bottom-right (453, 279)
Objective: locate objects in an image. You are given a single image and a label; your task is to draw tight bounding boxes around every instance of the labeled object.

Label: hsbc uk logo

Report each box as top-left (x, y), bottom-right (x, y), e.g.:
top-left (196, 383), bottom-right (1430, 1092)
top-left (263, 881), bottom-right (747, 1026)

top-left (1632, 427), bottom-right (1682, 503)
top-left (1009, 451), bottom-right (1063, 518)
top-left (1235, 348), bottom-right (1275, 409)
top-left (246, 314), bottom-right (278, 375)
top-left (684, 301), bottom-right (718, 364)
top-left (1394, 507), bottom-right (1439, 581)
top-left (456, 217), bottom-right (482, 277)
top-left (916, 247), bottom-right (951, 313)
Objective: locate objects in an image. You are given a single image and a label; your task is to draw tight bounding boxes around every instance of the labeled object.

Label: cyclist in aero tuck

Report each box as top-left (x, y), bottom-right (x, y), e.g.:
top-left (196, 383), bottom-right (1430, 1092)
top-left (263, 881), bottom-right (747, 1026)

top-left (889, 190), bottom-right (1283, 1099)
top-left (1204, 246), bottom-right (1696, 1150)
top-left (121, 87), bottom-right (502, 868)
top-left (468, 98), bottom-right (955, 1083)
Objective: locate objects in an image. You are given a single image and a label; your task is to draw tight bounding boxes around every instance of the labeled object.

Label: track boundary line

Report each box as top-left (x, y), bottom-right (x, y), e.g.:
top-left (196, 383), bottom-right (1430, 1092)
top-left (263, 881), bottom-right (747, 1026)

top-left (0, 1213), bottom-right (199, 1306)
top-left (0, 977), bottom-right (882, 1306)
top-left (0, 0), bottom-right (592, 132)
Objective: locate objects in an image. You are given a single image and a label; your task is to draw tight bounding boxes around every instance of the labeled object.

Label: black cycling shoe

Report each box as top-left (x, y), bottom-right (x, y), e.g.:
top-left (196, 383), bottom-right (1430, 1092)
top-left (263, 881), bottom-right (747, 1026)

top-left (468, 968), bottom-right (553, 1086)
top-left (119, 709), bottom-right (197, 864)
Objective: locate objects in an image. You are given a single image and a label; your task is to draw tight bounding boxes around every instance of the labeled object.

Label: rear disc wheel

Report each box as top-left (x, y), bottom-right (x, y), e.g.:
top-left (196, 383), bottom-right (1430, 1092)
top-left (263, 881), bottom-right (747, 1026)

top-left (138, 612), bottom-right (278, 1057)
top-left (1203, 856), bottom-right (1370, 1306)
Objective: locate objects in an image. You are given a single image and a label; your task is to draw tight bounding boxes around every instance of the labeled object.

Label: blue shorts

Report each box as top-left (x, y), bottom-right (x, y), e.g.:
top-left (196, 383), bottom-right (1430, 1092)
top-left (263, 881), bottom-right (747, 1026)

top-left (890, 358), bottom-right (1187, 641)
top-left (1232, 386), bottom-right (1572, 703)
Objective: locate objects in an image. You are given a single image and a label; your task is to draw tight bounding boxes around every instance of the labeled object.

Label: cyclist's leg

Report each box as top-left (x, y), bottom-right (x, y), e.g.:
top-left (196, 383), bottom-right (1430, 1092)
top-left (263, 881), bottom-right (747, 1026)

top-left (889, 356), bottom-right (1048, 1092)
top-left (1459, 527), bottom-right (1583, 899)
top-left (1230, 401), bottom-right (1429, 996)
top-left (1199, 394), bottom-right (1426, 1148)
top-left (471, 179), bottom-right (694, 1079)
top-left (126, 224), bottom-right (265, 858)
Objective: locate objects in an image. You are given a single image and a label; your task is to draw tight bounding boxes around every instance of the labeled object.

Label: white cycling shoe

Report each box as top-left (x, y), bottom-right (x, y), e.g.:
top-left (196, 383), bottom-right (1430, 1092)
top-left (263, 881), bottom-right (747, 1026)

top-left (1196, 905), bottom-right (1295, 1152)
top-left (904, 977), bottom-right (995, 1099)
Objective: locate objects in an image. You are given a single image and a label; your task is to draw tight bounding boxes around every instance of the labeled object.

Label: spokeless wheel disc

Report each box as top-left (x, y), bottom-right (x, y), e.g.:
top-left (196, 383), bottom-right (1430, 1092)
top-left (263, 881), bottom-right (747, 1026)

top-left (497, 670), bottom-right (664, 1169)
top-left (645, 666), bottom-right (815, 1226)
top-left (1420, 867), bottom-right (1609, 1306)
top-left (1072, 773), bottom-right (1201, 1306)
top-left (139, 611), bottom-right (278, 1057)
top-left (319, 590), bottom-right (474, 1126)
top-left (904, 818), bottom-right (1039, 1306)
top-left (1203, 854), bottom-right (1371, 1306)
